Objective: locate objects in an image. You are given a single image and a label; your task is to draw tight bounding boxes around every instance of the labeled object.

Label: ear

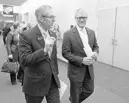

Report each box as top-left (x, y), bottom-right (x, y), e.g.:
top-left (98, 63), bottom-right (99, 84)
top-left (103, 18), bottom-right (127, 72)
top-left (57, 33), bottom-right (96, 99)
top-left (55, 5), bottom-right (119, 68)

top-left (38, 16), bottom-right (44, 22)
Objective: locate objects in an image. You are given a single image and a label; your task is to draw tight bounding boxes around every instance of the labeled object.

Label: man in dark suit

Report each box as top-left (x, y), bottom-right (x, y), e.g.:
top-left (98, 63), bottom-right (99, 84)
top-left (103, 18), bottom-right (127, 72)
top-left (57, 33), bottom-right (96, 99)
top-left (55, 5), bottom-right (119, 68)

top-left (62, 8), bottom-right (99, 103)
top-left (19, 5), bottom-right (60, 103)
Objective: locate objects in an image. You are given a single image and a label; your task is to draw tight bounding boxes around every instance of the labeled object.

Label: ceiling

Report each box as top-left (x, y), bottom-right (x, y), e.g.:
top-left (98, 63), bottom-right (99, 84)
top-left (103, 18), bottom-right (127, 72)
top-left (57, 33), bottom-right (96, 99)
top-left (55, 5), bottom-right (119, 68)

top-left (0, 0), bottom-right (28, 6)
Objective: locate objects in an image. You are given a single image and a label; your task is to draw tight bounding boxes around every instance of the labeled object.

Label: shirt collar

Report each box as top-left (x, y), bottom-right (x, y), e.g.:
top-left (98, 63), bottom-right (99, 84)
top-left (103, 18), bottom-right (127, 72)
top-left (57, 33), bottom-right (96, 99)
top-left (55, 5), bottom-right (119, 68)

top-left (37, 24), bottom-right (48, 35)
top-left (76, 25), bottom-right (86, 32)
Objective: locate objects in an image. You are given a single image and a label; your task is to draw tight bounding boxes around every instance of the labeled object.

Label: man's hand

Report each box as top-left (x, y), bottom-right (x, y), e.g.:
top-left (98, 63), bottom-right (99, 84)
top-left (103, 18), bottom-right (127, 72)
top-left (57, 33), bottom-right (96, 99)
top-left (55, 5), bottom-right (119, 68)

top-left (82, 56), bottom-right (94, 65)
top-left (91, 52), bottom-right (98, 60)
top-left (8, 54), bottom-right (13, 62)
top-left (44, 37), bottom-right (56, 57)
top-left (8, 54), bottom-right (13, 59)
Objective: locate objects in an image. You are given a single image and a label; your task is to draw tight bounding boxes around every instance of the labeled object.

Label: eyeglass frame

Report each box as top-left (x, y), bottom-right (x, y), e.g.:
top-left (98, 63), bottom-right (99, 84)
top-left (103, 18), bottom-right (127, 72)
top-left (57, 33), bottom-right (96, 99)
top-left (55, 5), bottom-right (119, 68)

top-left (42, 15), bottom-right (55, 19)
top-left (76, 16), bottom-right (88, 20)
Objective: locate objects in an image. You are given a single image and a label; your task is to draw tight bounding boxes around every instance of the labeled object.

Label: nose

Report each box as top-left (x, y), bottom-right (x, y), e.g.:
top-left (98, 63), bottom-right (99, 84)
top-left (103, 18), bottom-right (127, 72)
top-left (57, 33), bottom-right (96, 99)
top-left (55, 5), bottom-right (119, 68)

top-left (80, 18), bottom-right (84, 21)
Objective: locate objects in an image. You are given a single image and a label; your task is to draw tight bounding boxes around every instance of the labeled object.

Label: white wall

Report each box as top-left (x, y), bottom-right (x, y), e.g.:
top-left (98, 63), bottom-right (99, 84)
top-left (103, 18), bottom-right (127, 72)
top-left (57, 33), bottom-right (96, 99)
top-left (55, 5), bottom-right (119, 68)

top-left (98, 0), bottom-right (129, 9)
top-left (20, 0), bottom-right (97, 34)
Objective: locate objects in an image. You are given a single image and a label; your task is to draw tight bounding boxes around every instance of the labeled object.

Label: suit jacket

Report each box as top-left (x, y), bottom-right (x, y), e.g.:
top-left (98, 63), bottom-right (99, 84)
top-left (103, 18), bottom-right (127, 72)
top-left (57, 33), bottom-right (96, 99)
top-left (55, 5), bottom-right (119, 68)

top-left (19, 25), bottom-right (60, 96)
top-left (62, 27), bottom-right (99, 82)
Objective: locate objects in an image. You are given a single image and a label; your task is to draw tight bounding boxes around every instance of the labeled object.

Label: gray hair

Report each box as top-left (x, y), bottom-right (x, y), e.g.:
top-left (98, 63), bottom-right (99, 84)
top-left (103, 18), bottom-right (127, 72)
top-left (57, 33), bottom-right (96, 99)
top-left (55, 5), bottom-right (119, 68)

top-left (75, 8), bottom-right (88, 18)
top-left (35, 5), bottom-right (52, 21)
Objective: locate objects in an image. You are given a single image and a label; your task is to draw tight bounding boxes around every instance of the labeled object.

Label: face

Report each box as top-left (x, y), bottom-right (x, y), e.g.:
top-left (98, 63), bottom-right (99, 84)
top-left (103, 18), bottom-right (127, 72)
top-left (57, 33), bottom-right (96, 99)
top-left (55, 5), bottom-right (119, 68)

top-left (75, 9), bottom-right (88, 28)
top-left (39, 8), bottom-right (55, 30)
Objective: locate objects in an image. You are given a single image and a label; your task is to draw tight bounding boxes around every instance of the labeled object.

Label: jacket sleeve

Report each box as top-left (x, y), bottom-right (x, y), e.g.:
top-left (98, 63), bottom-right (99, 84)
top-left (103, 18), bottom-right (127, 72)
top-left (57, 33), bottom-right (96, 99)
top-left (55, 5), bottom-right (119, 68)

top-left (6, 32), bottom-right (13, 55)
top-left (92, 31), bottom-right (99, 54)
top-left (19, 33), bottom-right (49, 67)
top-left (62, 31), bottom-right (83, 66)
top-left (54, 44), bottom-right (59, 74)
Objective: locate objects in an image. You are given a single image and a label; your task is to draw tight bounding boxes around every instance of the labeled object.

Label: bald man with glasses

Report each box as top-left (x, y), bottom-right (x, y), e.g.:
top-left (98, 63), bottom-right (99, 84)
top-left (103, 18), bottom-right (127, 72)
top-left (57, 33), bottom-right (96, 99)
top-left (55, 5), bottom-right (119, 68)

top-left (19, 5), bottom-right (60, 103)
top-left (62, 8), bottom-right (99, 103)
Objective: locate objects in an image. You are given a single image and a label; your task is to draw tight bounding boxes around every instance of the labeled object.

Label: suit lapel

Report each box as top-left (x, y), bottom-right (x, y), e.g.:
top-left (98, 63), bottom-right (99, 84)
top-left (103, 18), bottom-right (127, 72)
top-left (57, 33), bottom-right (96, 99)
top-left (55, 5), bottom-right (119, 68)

top-left (73, 27), bottom-right (84, 48)
top-left (48, 30), bottom-right (56, 38)
top-left (85, 27), bottom-right (92, 47)
top-left (48, 30), bottom-right (57, 46)
top-left (35, 25), bottom-right (45, 47)
top-left (73, 27), bottom-right (92, 48)
top-left (35, 25), bottom-right (56, 48)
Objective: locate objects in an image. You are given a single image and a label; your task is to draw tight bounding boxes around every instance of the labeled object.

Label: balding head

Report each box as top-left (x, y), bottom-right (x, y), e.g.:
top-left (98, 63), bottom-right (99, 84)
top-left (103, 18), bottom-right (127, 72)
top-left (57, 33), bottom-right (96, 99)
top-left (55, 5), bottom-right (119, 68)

top-left (35, 5), bottom-right (55, 31)
top-left (75, 8), bottom-right (88, 18)
top-left (75, 8), bottom-right (88, 29)
top-left (35, 5), bottom-right (52, 20)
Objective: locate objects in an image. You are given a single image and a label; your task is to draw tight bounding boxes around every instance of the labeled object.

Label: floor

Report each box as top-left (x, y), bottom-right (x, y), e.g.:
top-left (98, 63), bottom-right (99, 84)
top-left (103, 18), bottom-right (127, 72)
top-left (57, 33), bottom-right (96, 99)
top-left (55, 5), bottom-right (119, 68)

top-left (0, 37), bottom-right (128, 103)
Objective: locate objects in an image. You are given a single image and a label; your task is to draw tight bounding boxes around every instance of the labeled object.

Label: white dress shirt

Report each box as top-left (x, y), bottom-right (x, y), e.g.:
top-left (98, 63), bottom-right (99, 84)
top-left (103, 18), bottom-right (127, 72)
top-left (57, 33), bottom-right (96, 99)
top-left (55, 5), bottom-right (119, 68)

top-left (76, 25), bottom-right (93, 57)
top-left (38, 24), bottom-right (50, 40)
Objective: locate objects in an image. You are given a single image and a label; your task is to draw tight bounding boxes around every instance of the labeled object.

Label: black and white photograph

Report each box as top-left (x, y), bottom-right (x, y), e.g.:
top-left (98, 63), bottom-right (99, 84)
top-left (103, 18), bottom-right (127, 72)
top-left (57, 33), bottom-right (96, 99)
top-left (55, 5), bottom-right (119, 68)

top-left (0, 0), bottom-right (129, 103)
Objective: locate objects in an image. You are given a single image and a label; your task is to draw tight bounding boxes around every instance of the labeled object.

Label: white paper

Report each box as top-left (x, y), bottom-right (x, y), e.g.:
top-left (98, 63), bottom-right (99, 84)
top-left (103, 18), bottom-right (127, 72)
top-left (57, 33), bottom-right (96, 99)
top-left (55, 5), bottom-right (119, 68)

top-left (59, 80), bottom-right (67, 100)
top-left (83, 47), bottom-right (94, 57)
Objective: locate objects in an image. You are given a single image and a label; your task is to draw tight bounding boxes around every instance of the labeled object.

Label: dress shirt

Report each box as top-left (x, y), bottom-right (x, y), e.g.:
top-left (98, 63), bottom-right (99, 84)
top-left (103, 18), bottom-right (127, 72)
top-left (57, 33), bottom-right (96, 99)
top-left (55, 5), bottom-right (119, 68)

top-left (76, 25), bottom-right (93, 57)
top-left (38, 24), bottom-right (50, 39)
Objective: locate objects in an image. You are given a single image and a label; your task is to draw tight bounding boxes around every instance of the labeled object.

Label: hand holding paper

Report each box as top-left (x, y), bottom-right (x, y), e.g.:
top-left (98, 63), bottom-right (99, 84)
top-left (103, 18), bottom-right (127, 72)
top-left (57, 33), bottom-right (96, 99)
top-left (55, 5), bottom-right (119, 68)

top-left (82, 56), bottom-right (93, 65)
top-left (83, 47), bottom-right (94, 57)
top-left (45, 37), bottom-right (56, 47)
top-left (44, 37), bottom-right (56, 57)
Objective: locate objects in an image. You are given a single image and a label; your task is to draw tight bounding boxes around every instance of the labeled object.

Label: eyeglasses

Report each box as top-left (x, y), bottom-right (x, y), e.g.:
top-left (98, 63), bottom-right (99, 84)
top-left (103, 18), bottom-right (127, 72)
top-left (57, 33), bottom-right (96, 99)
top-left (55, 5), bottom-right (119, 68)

top-left (42, 15), bottom-right (55, 19)
top-left (76, 17), bottom-right (88, 20)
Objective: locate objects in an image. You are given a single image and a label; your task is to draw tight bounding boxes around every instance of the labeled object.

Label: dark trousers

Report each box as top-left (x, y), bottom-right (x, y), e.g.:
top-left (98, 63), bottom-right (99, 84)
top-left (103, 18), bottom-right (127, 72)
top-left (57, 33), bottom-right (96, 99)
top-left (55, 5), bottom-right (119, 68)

top-left (10, 72), bottom-right (16, 83)
top-left (9, 58), bottom-right (17, 83)
top-left (17, 66), bottom-right (24, 80)
top-left (3, 36), bottom-right (6, 45)
top-left (17, 66), bottom-right (24, 86)
top-left (69, 68), bottom-right (94, 103)
top-left (25, 75), bottom-right (60, 103)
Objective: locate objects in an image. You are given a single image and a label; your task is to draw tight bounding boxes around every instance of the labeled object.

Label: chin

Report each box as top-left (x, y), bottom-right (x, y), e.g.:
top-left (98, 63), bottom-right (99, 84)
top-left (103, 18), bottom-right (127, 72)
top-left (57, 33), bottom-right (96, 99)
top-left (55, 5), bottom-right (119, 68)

top-left (78, 24), bottom-right (85, 28)
top-left (79, 26), bottom-right (85, 28)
